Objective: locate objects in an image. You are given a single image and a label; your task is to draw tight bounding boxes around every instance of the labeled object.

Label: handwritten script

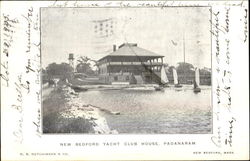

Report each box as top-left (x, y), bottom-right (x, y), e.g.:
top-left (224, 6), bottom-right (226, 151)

top-left (1, 14), bottom-right (19, 87)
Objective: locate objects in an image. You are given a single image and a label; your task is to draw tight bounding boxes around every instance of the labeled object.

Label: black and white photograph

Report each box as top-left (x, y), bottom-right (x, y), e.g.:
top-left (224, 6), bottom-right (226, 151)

top-left (1, 0), bottom-right (249, 160)
top-left (41, 7), bottom-right (212, 134)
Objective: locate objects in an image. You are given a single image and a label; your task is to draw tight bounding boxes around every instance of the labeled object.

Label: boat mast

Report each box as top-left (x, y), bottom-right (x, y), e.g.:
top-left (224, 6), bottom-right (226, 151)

top-left (183, 33), bottom-right (186, 84)
top-left (183, 34), bottom-right (185, 63)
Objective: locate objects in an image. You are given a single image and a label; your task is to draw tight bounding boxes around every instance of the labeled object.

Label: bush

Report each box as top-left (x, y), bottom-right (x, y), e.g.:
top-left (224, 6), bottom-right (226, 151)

top-left (43, 113), bottom-right (94, 133)
top-left (42, 87), bottom-right (94, 133)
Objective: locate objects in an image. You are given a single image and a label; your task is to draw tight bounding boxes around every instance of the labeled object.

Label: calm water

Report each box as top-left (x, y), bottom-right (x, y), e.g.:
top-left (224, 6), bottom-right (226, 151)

top-left (79, 86), bottom-right (212, 134)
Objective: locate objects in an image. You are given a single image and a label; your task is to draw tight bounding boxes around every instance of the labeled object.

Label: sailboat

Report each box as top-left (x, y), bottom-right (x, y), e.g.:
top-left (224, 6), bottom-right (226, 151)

top-left (173, 68), bottom-right (182, 88)
top-left (155, 66), bottom-right (169, 91)
top-left (161, 65), bottom-right (169, 87)
top-left (193, 68), bottom-right (201, 93)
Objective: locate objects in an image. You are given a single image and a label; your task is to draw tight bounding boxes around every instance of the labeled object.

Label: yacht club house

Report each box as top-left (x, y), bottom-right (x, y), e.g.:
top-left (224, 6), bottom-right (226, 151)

top-left (97, 43), bottom-right (164, 84)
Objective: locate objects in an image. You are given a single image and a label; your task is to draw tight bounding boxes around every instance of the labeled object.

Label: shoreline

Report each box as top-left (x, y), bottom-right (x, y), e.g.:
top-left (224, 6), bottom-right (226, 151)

top-left (42, 82), bottom-right (119, 134)
top-left (70, 84), bottom-right (212, 91)
top-left (56, 85), bottom-right (118, 134)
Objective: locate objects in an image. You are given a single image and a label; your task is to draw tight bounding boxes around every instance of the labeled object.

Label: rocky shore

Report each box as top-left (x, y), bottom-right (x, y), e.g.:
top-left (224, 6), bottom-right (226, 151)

top-left (58, 85), bottom-right (118, 134)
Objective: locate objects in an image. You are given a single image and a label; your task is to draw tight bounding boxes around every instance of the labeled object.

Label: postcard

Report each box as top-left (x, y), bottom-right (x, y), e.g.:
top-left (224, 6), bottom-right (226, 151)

top-left (0, 0), bottom-right (249, 160)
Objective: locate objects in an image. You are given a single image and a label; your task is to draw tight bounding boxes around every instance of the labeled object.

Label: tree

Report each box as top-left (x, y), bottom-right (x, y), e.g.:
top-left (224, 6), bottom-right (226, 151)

top-left (167, 65), bottom-right (175, 73)
top-left (46, 63), bottom-right (73, 79)
top-left (42, 68), bottom-right (46, 74)
top-left (76, 63), bottom-right (94, 75)
top-left (76, 56), bottom-right (95, 75)
top-left (176, 62), bottom-right (194, 72)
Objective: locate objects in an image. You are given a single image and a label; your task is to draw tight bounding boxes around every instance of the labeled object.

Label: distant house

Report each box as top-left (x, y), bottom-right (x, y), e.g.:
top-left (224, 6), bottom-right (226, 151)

top-left (97, 43), bottom-right (164, 84)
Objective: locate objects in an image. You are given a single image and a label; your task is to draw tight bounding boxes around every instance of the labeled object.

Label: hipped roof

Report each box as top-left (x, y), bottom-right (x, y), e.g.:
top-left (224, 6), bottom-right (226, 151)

top-left (98, 43), bottom-right (164, 61)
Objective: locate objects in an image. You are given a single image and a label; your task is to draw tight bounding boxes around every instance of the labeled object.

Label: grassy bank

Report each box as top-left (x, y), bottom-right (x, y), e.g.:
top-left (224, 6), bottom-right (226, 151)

top-left (42, 87), bottom-right (94, 133)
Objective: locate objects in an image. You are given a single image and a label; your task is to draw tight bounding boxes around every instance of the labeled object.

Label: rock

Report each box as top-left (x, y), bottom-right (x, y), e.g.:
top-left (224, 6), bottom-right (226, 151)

top-left (111, 111), bottom-right (120, 115)
top-left (59, 86), bottom-right (117, 134)
top-left (90, 117), bottom-right (97, 120)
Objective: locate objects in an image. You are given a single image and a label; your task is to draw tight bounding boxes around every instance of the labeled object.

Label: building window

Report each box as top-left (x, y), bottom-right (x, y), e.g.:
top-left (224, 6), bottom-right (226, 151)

top-left (114, 76), bottom-right (118, 81)
top-left (126, 76), bottom-right (129, 81)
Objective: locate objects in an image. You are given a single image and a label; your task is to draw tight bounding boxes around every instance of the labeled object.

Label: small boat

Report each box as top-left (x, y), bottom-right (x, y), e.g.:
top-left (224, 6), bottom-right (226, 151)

top-left (173, 68), bottom-right (183, 88)
top-left (161, 65), bottom-right (169, 86)
top-left (163, 84), bottom-right (170, 87)
top-left (71, 85), bottom-right (88, 92)
top-left (155, 66), bottom-right (169, 91)
top-left (154, 86), bottom-right (164, 91)
top-left (193, 87), bottom-right (201, 93)
top-left (193, 68), bottom-right (201, 93)
top-left (174, 84), bottom-right (183, 88)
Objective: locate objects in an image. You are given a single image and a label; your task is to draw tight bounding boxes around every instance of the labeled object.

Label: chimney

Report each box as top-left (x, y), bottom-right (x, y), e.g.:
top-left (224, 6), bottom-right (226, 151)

top-left (113, 44), bottom-right (116, 52)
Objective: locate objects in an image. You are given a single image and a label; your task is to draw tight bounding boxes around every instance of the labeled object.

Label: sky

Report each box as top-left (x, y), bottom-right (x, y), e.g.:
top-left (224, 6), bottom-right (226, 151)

top-left (41, 7), bottom-right (211, 69)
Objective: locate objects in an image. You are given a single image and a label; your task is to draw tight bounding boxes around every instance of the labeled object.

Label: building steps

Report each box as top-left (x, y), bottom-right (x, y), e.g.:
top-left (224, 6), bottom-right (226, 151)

top-left (134, 75), bottom-right (144, 84)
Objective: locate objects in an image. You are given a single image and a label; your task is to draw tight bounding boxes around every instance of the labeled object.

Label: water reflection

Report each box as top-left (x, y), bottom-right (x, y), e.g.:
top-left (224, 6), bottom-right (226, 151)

top-left (79, 87), bottom-right (212, 134)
